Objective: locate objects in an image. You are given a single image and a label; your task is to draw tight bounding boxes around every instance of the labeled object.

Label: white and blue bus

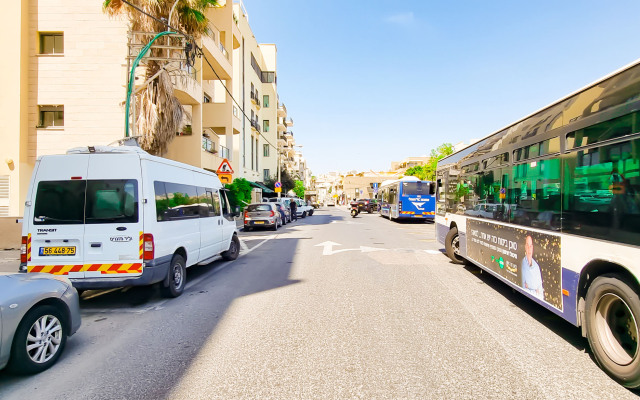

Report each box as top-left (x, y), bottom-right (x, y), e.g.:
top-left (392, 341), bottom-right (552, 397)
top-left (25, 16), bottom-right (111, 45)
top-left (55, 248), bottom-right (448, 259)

top-left (379, 176), bottom-right (436, 221)
top-left (436, 59), bottom-right (640, 388)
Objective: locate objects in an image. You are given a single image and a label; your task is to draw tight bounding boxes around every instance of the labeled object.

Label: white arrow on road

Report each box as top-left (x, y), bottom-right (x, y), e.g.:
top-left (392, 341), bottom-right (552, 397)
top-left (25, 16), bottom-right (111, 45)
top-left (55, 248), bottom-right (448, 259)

top-left (315, 241), bottom-right (386, 256)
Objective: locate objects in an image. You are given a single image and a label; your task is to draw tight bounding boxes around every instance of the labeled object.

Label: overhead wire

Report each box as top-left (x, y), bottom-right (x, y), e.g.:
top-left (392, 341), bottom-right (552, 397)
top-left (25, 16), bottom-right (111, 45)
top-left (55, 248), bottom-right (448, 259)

top-left (120, 0), bottom-right (279, 151)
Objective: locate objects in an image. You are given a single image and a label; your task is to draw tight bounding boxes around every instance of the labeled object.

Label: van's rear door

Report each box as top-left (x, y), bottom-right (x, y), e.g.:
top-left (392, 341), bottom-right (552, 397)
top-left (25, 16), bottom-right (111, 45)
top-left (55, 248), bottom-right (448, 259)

top-left (83, 154), bottom-right (144, 277)
top-left (28, 155), bottom-right (88, 277)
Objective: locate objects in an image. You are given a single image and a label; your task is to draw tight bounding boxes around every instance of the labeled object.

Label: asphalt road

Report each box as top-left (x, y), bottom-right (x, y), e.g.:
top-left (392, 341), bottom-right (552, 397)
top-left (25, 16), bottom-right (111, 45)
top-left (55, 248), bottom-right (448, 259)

top-left (0, 207), bottom-right (637, 399)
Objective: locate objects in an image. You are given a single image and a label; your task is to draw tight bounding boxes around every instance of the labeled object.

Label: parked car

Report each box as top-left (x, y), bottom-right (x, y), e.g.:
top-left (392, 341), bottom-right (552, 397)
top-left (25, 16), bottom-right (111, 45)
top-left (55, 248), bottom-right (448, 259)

top-left (19, 145), bottom-right (240, 299)
top-left (356, 198), bottom-right (378, 213)
top-left (326, 199), bottom-right (336, 207)
top-left (293, 198), bottom-right (314, 218)
top-left (0, 273), bottom-right (81, 374)
top-left (274, 203), bottom-right (291, 224)
top-left (244, 203), bottom-right (282, 231)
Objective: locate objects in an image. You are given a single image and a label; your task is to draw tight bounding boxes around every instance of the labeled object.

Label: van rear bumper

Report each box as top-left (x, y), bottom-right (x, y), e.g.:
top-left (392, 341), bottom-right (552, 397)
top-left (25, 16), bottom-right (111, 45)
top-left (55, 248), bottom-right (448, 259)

top-left (70, 256), bottom-right (172, 290)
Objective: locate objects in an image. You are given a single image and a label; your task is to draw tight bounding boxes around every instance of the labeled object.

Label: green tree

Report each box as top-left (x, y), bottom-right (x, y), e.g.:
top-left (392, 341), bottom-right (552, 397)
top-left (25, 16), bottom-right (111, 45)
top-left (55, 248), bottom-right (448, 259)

top-left (103, 0), bottom-right (219, 154)
top-left (425, 143), bottom-right (454, 181)
top-left (280, 169), bottom-right (296, 193)
top-left (293, 180), bottom-right (305, 198)
top-left (224, 178), bottom-right (252, 208)
top-left (405, 165), bottom-right (428, 180)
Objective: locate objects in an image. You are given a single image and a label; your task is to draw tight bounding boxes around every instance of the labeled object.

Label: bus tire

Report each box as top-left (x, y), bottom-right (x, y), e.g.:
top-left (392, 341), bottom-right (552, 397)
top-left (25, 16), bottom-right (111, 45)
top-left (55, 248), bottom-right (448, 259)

top-left (445, 227), bottom-right (466, 265)
top-left (585, 274), bottom-right (640, 388)
top-left (161, 254), bottom-right (186, 298)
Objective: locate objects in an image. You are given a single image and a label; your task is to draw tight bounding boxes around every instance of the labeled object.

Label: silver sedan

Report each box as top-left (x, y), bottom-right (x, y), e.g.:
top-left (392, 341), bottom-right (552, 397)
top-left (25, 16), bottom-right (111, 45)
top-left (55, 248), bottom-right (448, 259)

top-left (0, 273), bottom-right (81, 374)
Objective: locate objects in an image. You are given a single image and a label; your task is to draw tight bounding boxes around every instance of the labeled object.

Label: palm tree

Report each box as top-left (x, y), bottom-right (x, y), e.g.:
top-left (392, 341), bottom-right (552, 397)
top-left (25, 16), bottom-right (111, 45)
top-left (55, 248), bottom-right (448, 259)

top-left (103, 0), bottom-right (218, 155)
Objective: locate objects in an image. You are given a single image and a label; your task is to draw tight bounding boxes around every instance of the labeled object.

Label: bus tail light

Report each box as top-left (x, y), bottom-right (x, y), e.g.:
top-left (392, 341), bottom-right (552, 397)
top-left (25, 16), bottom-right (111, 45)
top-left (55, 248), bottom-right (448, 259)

top-left (143, 233), bottom-right (154, 260)
top-left (21, 236), bottom-right (28, 263)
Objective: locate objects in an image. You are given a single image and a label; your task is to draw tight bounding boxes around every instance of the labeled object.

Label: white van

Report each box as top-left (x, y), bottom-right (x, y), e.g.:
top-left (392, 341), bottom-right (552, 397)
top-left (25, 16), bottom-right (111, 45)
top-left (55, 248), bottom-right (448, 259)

top-left (19, 146), bottom-right (240, 298)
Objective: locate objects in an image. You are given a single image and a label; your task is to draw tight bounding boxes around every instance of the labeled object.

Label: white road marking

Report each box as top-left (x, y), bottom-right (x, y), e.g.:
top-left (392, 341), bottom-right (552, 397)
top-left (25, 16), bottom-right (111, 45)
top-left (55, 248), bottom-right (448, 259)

top-left (315, 241), bottom-right (444, 256)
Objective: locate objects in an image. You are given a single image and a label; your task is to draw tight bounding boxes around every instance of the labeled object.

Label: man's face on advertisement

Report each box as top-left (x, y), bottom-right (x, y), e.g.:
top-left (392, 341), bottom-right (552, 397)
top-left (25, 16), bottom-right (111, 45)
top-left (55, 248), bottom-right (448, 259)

top-left (525, 235), bottom-right (534, 262)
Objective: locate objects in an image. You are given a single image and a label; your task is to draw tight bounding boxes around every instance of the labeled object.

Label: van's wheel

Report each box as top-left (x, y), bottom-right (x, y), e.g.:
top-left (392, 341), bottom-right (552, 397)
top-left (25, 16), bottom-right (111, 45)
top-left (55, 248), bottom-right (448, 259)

top-left (222, 235), bottom-right (240, 261)
top-left (445, 227), bottom-right (466, 265)
top-left (161, 254), bottom-right (186, 298)
top-left (585, 274), bottom-right (640, 388)
top-left (8, 305), bottom-right (67, 374)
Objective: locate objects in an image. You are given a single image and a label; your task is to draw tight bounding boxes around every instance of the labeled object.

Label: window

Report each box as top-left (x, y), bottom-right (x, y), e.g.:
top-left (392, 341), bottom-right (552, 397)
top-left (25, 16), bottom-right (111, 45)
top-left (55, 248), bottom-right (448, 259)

top-left (563, 138), bottom-right (640, 245)
top-left (263, 169), bottom-right (270, 181)
top-left (39, 32), bottom-right (63, 55)
top-left (33, 180), bottom-right (86, 225)
top-left (402, 182), bottom-right (435, 195)
top-left (567, 112), bottom-right (639, 149)
top-left (162, 182), bottom-right (200, 220)
top-left (85, 180), bottom-right (138, 223)
top-left (263, 95), bottom-right (270, 108)
top-left (263, 144), bottom-right (270, 157)
top-left (263, 120), bottom-right (270, 133)
top-left (203, 93), bottom-right (211, 103)
top-left (38, 105), bottom-right (64, 128)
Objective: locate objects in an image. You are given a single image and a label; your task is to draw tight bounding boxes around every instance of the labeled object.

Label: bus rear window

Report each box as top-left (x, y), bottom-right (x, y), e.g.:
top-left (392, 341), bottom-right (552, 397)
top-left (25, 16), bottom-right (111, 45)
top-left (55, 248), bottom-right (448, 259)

top-left (33, 180), bottom-right (86, 225)
top-left (403, 182), bottom-right (435, 195)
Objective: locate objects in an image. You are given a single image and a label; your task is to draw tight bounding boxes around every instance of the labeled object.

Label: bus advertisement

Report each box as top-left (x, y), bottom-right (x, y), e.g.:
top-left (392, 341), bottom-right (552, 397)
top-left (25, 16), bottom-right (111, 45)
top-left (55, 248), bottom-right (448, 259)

top-left (435, 59), bottom-right (640, 388)
top-left (379, 176), bottom-right (436, 221)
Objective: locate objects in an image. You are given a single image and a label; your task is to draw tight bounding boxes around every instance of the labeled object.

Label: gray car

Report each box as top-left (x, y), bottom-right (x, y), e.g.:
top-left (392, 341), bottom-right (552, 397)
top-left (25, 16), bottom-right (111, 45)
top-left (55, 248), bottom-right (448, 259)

top-left (0, 273), bottom-right (81, 374)
top-left (244, 203), bottom-right (282, 231)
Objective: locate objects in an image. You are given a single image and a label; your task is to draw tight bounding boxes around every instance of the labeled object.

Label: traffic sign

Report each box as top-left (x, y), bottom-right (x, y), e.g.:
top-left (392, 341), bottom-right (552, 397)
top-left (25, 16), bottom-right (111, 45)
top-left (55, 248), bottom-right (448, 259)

top-left (219, 174), bottom-right (232, 184)
top-left (275, 187), bottom-right (282, 193)
top-left (217, 159), bottom-right (234, 174)
top-left (275, 181), bottom-right (282, 188)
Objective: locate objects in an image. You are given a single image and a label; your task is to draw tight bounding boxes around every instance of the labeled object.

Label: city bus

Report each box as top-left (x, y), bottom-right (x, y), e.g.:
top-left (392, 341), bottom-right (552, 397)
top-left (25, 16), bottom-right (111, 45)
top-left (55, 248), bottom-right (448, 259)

top-left (435, 59), bottom-right (640, 388)
top-left (379, 176), bottom-right (436, 221)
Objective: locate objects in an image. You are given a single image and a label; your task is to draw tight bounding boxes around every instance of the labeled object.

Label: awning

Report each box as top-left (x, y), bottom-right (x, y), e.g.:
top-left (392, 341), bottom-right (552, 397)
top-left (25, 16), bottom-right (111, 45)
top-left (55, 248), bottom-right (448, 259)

top-left (249, 181), bottom-right (275, 194)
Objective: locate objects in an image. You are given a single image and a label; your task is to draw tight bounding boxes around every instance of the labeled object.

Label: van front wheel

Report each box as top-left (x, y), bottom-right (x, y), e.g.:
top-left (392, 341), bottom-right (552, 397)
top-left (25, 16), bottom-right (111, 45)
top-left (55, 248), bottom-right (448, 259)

top-left (161, 254), bottom-right (186, 298)
top-left (222, 235), bottom-right (240, 261)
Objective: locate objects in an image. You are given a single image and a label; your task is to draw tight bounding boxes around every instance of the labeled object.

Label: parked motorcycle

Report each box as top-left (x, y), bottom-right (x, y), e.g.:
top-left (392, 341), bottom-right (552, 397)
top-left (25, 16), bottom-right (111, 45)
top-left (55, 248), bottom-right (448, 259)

top-left (350, 201), bottom-right (360, 218)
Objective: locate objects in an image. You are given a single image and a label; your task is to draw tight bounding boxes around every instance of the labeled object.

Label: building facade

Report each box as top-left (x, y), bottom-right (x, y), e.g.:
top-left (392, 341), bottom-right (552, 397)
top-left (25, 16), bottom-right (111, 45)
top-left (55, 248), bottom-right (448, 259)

top-left (0, 0), bottom-right (297, 221)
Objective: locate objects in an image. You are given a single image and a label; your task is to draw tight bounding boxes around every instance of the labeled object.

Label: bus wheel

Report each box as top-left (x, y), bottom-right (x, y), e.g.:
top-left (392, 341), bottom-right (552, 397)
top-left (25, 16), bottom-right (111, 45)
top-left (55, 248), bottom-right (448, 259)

top-left (445, 227), bottom-right (466, 265)
top-left (585, 274), bottom-right (640, 388)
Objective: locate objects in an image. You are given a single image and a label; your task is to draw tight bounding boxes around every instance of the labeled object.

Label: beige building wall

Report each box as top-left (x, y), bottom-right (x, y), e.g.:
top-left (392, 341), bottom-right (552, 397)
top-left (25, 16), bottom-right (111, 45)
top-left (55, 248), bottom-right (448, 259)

top-left (0, 0), bottom-right (282, 231)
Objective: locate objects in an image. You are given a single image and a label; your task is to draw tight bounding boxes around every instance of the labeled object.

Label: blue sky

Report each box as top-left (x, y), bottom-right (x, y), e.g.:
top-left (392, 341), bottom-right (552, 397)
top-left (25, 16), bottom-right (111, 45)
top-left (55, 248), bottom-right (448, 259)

top-left (241, 0), bottom-right (640, 175)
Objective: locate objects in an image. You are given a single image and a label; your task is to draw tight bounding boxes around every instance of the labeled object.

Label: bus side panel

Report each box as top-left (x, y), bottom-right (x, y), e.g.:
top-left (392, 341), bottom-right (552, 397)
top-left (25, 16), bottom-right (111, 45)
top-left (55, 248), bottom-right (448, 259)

top-left (562, 268), bottom-right (580, 326)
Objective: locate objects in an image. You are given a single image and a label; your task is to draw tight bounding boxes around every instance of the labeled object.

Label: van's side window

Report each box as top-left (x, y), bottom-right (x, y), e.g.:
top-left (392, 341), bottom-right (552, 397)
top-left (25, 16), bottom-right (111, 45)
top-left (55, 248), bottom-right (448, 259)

top-left (86, 180), bottom-right (139, 223)
top-left (33, 180), bottom-right (85, 225)
top-left (196, 187), bottom-right (216, 217)
top-left (154, 181), bottom-right (170, 221)
top-left (220, 190), bottom-right (234, 220)
top-left (212, 190), bottom-right (222, 216)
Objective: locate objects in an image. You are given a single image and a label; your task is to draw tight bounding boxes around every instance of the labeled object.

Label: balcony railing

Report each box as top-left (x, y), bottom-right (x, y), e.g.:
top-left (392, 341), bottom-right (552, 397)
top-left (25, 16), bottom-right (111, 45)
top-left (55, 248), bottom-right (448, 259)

top-left (220, 145), bottom-right (230, 159)
top-left (250, 118), bottom-right (261, 132)
top-left (202, 136), bottom-right (217, 154)
top-left (250, 90), bottom-right (261, 107)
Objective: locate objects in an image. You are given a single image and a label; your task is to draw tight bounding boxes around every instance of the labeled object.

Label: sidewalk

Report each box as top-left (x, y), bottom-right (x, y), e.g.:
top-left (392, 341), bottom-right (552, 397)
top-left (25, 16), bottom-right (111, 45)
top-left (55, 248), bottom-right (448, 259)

top-left (0, 249), bottom-right (20, 274)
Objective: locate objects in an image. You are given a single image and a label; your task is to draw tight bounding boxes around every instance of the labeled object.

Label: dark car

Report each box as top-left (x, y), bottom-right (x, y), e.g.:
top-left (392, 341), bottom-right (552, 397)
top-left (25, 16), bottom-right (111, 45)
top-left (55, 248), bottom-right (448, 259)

top-left (274, 203), bottom-right (291, 224)
top-left (356, 198), bottom-right (378, 213)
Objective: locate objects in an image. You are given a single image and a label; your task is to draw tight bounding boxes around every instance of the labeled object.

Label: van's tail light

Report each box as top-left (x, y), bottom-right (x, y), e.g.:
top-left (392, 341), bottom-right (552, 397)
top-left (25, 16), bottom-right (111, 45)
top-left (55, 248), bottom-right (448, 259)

top-left (21, 236), bottom-right (28, 263)
top-left (143, 233), bottom-right (154, 260)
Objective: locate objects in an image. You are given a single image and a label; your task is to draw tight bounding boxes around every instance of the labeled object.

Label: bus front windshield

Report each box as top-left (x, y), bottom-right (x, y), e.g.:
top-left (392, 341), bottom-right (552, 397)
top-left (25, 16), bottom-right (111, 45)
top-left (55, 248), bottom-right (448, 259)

top-left (402, 182), bottom-right (435, 196)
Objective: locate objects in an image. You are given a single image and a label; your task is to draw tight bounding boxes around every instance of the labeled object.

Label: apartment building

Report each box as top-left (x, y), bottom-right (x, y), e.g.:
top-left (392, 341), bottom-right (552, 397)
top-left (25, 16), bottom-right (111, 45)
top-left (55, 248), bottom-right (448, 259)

top-left (0, 0), bottom-right (283, 220)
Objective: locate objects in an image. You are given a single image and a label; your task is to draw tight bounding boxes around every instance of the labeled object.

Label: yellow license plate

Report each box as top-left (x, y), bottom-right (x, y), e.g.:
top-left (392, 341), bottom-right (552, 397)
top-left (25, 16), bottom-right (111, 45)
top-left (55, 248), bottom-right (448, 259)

top-left (254, 221), bottom-right (264, 224)
top-left (39, 246), bottom-right (76, 256)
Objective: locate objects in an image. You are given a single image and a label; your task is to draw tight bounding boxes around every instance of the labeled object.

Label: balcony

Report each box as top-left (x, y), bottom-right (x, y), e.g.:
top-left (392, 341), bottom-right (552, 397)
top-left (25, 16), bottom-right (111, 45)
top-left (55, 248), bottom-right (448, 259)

top-left (250, 118), bottom-right (261, 132)
top-left (201, 23), bottom-right (232, 80)
top-left (203, 98), bottom-right (232, 127)
top-left (277, 118), bottom-right (286, 132)
top-left (172, 74), bottom-right (202, 105)
top-left (285, 118), bottom-right (294, 128)
top-left (250, 90), bottom-right (261, 108)
top-left (277, 103), bottom-right (287, 118)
